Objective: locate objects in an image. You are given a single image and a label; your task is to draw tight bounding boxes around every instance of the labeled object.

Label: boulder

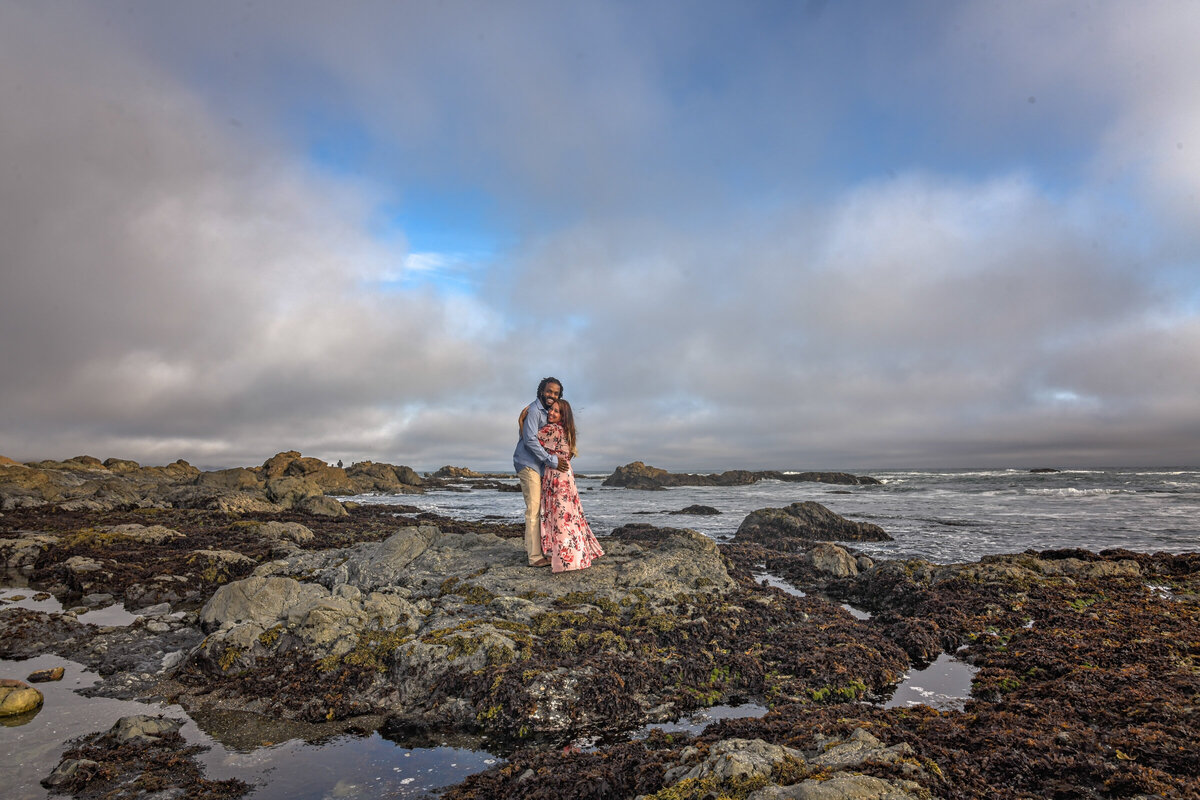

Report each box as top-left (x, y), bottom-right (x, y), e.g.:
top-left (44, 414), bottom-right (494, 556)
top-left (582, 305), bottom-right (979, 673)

top-left (0, 679), bottom-right (44, 717)
top-left (296, 495), bottom-right (349, 517)
top-left (28, 667), bottom-right (66, 683)
top-left (98, 524), bottom-right (185, 544)
top-left (347, 461), bottom-right (424, 491)
top-left (164, 486), bottom-right (282, 514)
top-left (200, 576), bottom-right (331, 631)
top-left (194, 468), bottom-right (263, 492)
top-left (186, 549), bottom-right (257, 584)
top-left (0, 464), bottom-right (65, 509)
top-left (673, 738), bottom-right (806, 784)
top-left (261, 451), bottom-right (303, 479)
top-left (108, 714), bottom-right (184, 744)
top-left (602, 461), bottom-right (671, 489)
top-left (102, 458), bottom-right (141, 472)
top-left (748, 773), bottom-right (924, 799)
top-left (432, 466), bottom-right (485, 479)
top-left (654, 729), bottom-right (924, 800)
top-left (264, 476), bottom-right (324, 507)
top-left (0, 532), bottom-right (60, 568)
top-left (736, 501), bottom-right (892, 544)
top-left (284, 457), bottom-right (356, 494)
top-left (670, 504), bottom-right (721, 515)
top-left (807, 542), bottom-right (859, 578)
top-left (254, 521), bottom-right (315, 546)
top-left (42, 759), bottom-right (102, 789)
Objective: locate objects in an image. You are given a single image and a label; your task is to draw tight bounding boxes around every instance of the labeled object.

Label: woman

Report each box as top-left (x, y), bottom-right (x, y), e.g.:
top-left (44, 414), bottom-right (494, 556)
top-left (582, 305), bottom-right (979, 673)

top-left (537, 399), bottom-right (604, 573)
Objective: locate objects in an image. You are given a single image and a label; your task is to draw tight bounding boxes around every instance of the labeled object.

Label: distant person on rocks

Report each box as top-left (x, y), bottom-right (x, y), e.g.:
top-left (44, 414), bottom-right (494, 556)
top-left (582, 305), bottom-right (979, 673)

top-left (514, 377), bottom-right (568, 567)
top-left (538, 399), bottom-right (603, 572)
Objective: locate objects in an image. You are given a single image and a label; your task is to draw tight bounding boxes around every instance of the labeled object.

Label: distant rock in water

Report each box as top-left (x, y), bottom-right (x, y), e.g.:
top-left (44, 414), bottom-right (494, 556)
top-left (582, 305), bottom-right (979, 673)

top-left (432, 465), bottom-right (485, 479)
top-left (602, 461), bottom-right (881, 489)
top-left (735, 501), bottom-right (892, 544)
top-left (669, 504), bottom-right (721, 515)
top-left (1029, 468), bottom-right (1062, 473)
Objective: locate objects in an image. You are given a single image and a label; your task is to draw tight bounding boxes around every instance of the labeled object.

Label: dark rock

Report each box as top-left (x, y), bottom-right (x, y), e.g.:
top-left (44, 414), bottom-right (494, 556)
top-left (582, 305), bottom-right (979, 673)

top-left (1029, 468), bottom-right (1061, 473)
top-left (669, 505), bottom-right (721, 515)
top-left (735, 501), bottom-right (892, 544)
top-left (603, 462), bottom-right (881, 489)
top-left (42, 715), bottom-right (247, 797)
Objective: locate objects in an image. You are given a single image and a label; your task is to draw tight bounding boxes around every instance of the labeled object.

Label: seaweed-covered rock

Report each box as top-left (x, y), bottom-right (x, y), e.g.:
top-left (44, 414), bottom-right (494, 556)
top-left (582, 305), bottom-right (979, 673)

top-left (736, 502), bottom-right (891, 545)
top-left (41, 714), bottom-right (247, 797)
top-left (0, 531), bottom-right (60, 567)
top-left (178, 523), bottom-right (771, 730)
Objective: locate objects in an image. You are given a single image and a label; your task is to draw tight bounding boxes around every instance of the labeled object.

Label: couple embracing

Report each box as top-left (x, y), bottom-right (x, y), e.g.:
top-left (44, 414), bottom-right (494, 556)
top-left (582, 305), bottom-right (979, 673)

top-left (513, 377), bottom-right (604, 572)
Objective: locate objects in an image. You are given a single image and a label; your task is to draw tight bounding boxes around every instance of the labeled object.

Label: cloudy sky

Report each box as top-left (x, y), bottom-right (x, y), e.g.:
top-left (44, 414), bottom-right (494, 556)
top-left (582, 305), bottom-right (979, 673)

top-left (2, 1), bottom-right (1199, 472)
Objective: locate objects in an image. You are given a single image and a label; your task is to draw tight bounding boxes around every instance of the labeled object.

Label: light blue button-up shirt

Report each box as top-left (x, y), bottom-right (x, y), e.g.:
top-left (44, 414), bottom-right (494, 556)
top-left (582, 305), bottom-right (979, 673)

top-left (513, 399), bottom-right (560, 474)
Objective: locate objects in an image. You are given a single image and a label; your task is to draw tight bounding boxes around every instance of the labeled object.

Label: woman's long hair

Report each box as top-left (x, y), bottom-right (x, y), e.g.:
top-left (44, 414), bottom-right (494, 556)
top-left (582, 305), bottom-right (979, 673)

top-left (555, 399), bottom-right (579, 458)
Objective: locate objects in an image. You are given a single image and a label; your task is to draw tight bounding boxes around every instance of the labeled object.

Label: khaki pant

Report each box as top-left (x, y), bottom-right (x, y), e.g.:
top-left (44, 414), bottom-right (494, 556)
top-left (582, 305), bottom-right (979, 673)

top-left (518, 467), bottom-right (545, 564)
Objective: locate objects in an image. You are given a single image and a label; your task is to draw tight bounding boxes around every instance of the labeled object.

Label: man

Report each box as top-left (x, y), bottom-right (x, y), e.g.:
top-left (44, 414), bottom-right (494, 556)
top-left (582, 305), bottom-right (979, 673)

top-left (514, 377), bottom-right (570, 567)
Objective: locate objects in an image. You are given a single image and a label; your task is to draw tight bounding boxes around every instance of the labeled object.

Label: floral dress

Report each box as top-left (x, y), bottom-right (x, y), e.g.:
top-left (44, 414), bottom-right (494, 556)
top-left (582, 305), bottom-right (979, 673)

top-left (538, 423), bottom-right (604, 573)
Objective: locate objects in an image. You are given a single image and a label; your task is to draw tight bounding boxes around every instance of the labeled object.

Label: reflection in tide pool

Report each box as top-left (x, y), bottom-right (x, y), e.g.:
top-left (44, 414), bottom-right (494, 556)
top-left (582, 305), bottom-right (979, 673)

top-left (0, 654), bottom-right (182, 800)
top-left (199, 733), bottom-right (502, 800)
top-left (0, 586), bottom-right (143, 627)
top-left (0, 648), bottom-right (503, 800)
top-left (882, 653), bottom-right (977, 711)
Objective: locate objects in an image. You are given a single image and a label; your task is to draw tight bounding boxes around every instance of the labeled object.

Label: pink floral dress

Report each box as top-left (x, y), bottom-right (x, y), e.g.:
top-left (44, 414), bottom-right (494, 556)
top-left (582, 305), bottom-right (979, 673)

top-left (538, 423), bottom-right (604, 573)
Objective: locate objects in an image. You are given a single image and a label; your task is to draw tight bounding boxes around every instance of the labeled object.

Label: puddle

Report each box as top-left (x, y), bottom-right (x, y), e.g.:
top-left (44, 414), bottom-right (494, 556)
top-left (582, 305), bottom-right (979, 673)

top-left (753, 572), bottom-right (806, 598)
top-left (881, 653), bottom-right (977, 711)
top-left (1147, 583), bottom-right (1175, 599)
top-left (626, 703), bottom-right (770, 742)
top-left (841, 603), bottom-right (871, 620)
top-left (0, 587), bottom-right (142, 627)
top-left (0, 654), bottom-right (184, 800)
top-left (199, 733), bottom-right (502, 799)
top-left (750, 571), bottom-right (872, 620)
top-left (0, 652), bottom-right (503, 800)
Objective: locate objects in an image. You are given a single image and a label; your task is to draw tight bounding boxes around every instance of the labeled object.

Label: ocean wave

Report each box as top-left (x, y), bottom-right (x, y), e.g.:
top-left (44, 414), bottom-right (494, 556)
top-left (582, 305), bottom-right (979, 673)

top-left (1023, 487), bottom-right (1127, 497)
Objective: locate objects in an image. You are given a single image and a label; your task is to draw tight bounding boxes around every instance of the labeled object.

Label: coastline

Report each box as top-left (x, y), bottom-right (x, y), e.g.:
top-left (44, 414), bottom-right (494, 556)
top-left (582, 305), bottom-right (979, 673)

top-left (2, 455), bottom-right (1198, 798)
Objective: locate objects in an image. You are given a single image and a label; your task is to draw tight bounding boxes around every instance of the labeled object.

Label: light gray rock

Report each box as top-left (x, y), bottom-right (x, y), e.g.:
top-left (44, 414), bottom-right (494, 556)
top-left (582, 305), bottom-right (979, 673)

top-left (256, 521), bottom-right (315, 545)
top-left (108, 714), bottom-right (185, 743)
top-left (748, 773), bottom-right (924, 800)
top-left (200, 576), bottom-right (330, 630)
top-left (811, 729), bottom-right (916, 768)
top-left (0, 533), bottom-right (60, 568)
top-left (98, 524), bottom-right (185, 544)
top-left (678, 738), bottom-right (806, 784)
top-left (807, 543), bottom-right (859, 578)
top-left (297, 495), bottom-right (349, 517)
top-left (42, 758), bottom-right (102, 789)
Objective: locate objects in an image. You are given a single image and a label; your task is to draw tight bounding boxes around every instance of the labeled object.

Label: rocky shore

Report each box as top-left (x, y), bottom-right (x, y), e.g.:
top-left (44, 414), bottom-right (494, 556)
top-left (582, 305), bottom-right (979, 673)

top-left (2, 455), bottom-right (1197, 799)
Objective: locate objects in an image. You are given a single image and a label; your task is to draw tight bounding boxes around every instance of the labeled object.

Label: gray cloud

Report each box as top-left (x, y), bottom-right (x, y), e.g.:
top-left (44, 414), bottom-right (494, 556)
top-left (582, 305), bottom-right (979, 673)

top-left (1, 2), bottom-right (1198, 471)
